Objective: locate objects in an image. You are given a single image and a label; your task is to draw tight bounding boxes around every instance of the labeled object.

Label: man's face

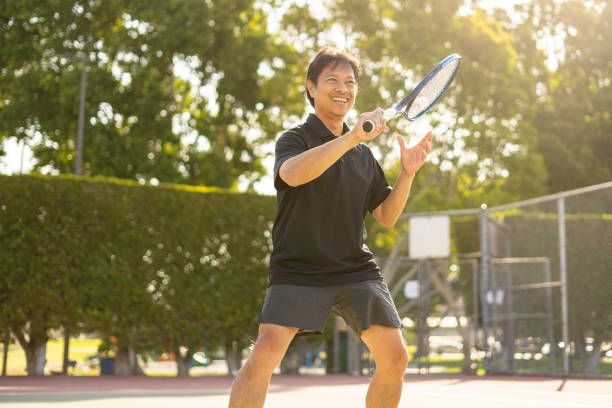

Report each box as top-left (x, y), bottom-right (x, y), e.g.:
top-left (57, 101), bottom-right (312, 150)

top-left (307, 62), bottom-right (357, 119)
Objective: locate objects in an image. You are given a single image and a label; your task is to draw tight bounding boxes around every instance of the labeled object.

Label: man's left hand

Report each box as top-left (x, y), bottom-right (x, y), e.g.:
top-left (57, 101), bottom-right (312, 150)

top-left (397, 131), bottom-right (433, 177)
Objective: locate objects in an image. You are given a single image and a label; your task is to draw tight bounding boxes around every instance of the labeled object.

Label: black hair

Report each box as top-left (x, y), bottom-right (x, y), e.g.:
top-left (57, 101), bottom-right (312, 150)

top-left (306, 46), bottom-right (360, 107)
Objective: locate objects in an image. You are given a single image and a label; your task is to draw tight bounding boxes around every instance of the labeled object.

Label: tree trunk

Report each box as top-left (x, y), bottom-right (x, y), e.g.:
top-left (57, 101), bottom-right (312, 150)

top-left (25, 343), bottom-right (47, 376)
top-left (583, 339), bottom-right (603, 374)
top-left (176, 356), bottom-right (191, 377)
top-left (14, 325), bottom-right (48, 376)
top-left (114, 345), bottom-right (131, 375)
top-left (573, 337), bottom-right (586, 372)
top-left (131, 349), bottom-right (145, 375)
top-left (62, 329), bottom-right (70, 375)
top-left (174, 345), bottom-right (193, 377)
top-left (224, 341), bottom-right (242, 376)
top-left (2, 338), bottom-right (9, 376)
top-left (114, 345), bottom-right (145, 375)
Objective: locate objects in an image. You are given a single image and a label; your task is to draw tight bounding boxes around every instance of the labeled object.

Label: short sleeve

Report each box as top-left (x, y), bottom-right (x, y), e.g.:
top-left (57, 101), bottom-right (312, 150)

top-left (273, 131), bottom-right (307, 190)
top-left (367, 157), bottom-right (392, 212)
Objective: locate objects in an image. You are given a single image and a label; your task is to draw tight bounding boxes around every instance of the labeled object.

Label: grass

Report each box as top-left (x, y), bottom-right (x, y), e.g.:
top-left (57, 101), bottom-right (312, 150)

top-left (1, 337), bottom-right (102, 376)
top-left (2, 337), bottom-right (611, 376)
top-left (404, 343), bottom-right (612, 376)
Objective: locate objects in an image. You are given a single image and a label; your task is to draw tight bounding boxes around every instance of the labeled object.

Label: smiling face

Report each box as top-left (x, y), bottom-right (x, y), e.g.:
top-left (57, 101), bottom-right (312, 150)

top-left (307, 62), bottom-right (357, 121)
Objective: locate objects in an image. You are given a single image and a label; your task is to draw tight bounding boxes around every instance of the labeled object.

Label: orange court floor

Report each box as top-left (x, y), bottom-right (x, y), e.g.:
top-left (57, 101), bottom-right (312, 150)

top-left (1, 374), bottom-right (611, 408)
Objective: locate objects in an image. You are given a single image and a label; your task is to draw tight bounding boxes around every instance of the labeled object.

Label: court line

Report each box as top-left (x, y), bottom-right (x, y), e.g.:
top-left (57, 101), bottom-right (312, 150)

top-left (405, 390), bottom-right (612, 408)
top-left (485, 388), bottom-right (612, 400)
top-left (0, 390), bottom-right (229, 403)
top-left (410, 384), bottom-right (612, 400)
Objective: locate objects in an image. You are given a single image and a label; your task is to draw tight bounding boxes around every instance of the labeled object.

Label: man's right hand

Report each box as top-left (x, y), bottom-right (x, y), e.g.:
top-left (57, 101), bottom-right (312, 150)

top-left (352, 107), bottom-right (387, 142)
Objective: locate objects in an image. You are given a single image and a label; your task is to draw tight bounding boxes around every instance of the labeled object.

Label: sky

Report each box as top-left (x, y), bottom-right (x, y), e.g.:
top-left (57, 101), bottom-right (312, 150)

top-left (0, 0), bottom-right (532, 195)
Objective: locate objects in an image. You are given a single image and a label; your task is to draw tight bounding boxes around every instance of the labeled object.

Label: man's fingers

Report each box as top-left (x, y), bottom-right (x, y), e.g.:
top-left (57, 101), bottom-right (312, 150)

top-left (417, 131), bottom-right (433, 154)
top-left (396, 135), bottom-right (406, 149)
top-left (361, 108), bottom-right (386, 133)
top-left (419, 131), bottom-right (433, 145)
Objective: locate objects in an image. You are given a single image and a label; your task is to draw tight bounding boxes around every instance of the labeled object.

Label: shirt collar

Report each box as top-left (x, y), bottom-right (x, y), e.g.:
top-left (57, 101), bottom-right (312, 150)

top-left (306, 113), bottom-right (351, 141)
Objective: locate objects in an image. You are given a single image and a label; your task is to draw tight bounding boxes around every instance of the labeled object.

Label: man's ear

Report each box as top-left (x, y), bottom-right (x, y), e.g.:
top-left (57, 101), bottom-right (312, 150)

top-left (306, 79), bottom-right (315, 99)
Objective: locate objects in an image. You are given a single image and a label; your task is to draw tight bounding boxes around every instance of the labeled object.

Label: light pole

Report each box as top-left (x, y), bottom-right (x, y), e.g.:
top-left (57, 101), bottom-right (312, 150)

top-left (56, 52), bottom-right (87, 176)
top-left (55, 52), bottom-right (87, 375)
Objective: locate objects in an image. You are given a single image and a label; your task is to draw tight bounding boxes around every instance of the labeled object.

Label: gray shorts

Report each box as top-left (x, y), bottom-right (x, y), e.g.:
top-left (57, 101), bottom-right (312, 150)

top-left (256, 279), bottom-right (402, 336)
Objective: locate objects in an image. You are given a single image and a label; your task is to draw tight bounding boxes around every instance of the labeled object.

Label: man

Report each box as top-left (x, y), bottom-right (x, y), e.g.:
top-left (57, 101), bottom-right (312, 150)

top-left (229, 46), bottom-right (432, 408)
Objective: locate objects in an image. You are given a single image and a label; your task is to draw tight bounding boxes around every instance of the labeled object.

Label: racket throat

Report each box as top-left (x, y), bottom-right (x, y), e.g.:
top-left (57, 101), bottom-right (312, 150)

top-left (393, 91), bottom-right (418, 121)
top-left (383, 107), bottom-right (399, 121)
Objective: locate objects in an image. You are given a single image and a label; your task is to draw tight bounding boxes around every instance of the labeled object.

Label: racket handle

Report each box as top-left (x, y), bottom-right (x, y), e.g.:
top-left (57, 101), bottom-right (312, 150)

top-left (362, 120), bottom-right (374, 133)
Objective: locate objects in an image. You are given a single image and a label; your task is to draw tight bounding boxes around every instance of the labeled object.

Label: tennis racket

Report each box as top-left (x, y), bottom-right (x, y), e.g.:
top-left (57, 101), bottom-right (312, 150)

top-left (363, 53), bottom-right (462, 132)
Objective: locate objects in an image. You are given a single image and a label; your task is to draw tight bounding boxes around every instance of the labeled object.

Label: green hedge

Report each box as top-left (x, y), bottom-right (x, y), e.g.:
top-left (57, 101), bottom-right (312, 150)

top-left (0, 174), bottom-right (276, 371)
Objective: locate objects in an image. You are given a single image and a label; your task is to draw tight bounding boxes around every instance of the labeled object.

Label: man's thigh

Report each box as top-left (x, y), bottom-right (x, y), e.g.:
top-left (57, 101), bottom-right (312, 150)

top-left (257, 284), bottom-right (336, 335)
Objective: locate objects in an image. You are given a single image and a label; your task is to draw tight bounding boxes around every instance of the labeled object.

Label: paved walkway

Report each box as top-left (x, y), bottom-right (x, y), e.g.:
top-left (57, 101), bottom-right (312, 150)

top-left (1, 374), bottom-right (611, 408)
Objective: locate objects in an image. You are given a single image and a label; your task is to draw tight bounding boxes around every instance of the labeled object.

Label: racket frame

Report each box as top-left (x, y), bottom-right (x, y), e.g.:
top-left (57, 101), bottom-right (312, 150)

top-left (395, 53), bottom-right (461, 121)
top-left (364, 53), bottom-right (462, 131)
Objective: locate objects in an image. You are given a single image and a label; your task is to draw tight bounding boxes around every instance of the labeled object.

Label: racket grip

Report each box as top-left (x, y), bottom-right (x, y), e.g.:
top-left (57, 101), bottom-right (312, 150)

top-left (362, 120), bottom-right (374, 133)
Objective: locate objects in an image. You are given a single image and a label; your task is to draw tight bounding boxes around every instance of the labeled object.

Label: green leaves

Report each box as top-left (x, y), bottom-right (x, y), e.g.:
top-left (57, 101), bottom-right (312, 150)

top-left (0, 0), bottom-right (302, 189)
top-left (0, 174), bottom-right (275, 374)
top-left (531, 1), bottom-right (612, 192)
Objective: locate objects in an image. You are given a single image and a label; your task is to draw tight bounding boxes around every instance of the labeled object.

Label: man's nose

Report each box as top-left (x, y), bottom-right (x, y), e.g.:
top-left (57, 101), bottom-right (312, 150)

top-left (336, 82), bottom-right (350, 93)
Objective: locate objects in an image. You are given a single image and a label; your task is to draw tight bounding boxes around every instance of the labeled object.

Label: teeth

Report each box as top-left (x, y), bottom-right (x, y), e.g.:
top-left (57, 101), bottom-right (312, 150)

top-left (332, 97), bottom-right (347, 103)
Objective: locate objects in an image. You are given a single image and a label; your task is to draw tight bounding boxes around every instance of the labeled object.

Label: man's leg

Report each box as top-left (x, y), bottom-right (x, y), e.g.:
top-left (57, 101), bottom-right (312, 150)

top-left (228, 323), bottom-right (298, 408)
top-left (360, 324), bottom-right (409, 408)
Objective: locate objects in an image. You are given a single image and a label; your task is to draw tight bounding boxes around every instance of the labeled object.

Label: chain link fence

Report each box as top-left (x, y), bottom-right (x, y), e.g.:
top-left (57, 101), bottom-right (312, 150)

top-left (386, 181), bottom-right (611, 376)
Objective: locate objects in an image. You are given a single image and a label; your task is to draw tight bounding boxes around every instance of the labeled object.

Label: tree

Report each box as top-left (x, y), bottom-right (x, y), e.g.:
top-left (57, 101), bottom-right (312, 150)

top-left (0, 0), bottom-right (304, 188)
top-left (528, 0), bottom-right (611, 192)
top-left (327, 0), bottom-right (549, 212)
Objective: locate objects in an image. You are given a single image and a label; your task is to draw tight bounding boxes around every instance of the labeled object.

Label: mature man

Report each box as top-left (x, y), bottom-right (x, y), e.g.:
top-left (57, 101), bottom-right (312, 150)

top-left (229, 46), bottom-right (432, 408)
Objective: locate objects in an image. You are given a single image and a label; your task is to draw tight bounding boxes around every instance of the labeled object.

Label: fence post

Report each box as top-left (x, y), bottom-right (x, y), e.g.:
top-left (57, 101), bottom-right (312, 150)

top-left (558, 197), bottom-right (570, 376)
top-left (479, 204), bottom-right (490, 374)
top-left (471, 260), bottom-right (479, 366)
top-left (332, 316), bottom-right (340, 373)
top-left (544, 259), bottom-right (556, 374)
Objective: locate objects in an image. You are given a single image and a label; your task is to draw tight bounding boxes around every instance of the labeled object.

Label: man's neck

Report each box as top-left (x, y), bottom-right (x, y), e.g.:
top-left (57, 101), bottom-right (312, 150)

top-left (314, 110), bottom-right (344, 137)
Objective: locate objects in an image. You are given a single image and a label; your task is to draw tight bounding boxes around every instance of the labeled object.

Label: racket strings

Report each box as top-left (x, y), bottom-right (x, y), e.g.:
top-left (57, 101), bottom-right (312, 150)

top-left (404, 59), bottom-right (460, 120)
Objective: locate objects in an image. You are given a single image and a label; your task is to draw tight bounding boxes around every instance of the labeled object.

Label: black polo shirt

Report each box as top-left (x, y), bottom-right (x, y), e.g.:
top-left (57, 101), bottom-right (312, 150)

top-left (269, 114), bottom-right (392, 287)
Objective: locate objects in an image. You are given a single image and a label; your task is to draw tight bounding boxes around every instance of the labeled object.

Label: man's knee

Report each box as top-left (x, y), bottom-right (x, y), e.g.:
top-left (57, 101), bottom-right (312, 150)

top-left (378, 346), bottom-right (409, 376)
top-left (251, 340), bottom-right (283, 369)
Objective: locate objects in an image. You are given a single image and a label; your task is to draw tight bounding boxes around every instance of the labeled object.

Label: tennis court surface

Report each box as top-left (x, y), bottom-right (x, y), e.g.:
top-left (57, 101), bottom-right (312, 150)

top-left (1, 374), bottom-right (611, 407)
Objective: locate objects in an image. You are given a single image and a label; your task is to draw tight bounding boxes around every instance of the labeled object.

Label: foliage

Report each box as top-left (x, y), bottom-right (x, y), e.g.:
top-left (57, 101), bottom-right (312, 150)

top-left (0, 0), bottom-right (305, 188)
top-left (527, 0), bottom-right (612, 192)
top-left (1, 0), bottom-right (608, 199)
top-left (0, 174), bottom-right (275, 375)
top-left (328, 0), bottom-right (549, 210)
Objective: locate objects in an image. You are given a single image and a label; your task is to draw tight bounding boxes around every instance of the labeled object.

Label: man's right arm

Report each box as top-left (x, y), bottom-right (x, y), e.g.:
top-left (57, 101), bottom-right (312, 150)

top-left (279, 131), bottom-right (360, 187)
top-left (279, 110), bottom-right (386, 187)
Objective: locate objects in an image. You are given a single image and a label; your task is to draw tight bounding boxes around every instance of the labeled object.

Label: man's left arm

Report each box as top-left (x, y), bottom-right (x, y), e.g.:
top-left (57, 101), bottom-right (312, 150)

top-left (372, 131), bottom-right (433, 227)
